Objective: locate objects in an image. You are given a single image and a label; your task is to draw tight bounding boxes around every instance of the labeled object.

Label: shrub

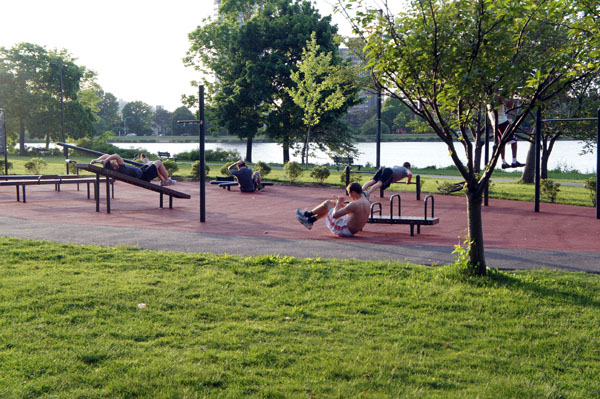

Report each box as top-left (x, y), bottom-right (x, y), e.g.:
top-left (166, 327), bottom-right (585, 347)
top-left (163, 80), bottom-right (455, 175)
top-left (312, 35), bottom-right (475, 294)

top-left (24, 158), bottom-right (47, 174)
top-left (284, 161), bottom-right (303, 183)
top-left (177, 148), bottom-right (241, 163)
top-left (540, 179), bottom-right (561, 203)
top-left (220, 164), bottom-right (232, 177)
top-left (310, 165), bottom-right (330, 184)
top-left (0, 160), bottom-right (13, 172)
top-left (191, 161), bottom-right (210, 178)
top-left (584, 175), bottom-right (597, 206)
top-left (436, 180), bottom-right (463, 195)
top-left (254, 161), bottom-right (271, 177)
top-left (162, 159), bottom-right (179, 176)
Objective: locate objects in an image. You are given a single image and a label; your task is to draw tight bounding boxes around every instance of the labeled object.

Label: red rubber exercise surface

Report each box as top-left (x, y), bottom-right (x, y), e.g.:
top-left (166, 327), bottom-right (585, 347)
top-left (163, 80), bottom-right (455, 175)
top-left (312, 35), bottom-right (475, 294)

top-left (1, 180), bottom-right (598, 253)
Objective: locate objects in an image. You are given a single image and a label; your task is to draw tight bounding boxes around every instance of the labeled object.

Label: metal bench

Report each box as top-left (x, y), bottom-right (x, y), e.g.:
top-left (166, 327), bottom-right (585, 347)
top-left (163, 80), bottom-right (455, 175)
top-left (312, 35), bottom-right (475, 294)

top-left (75, 163), bottom-right (190, 213)
top-left (332, 156), bottom-right (362, 171)
top-left (368, 193), bottom-right (439, 236)
top-left (0, 175), bottom-right (113, 203)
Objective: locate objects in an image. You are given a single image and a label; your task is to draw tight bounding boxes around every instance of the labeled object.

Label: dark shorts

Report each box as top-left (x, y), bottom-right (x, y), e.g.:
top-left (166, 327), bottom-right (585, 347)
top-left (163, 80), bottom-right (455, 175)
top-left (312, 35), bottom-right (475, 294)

top-left (372, 167), bottom-right (394, 190)
top-left (140, 164), bottom-right (158, 182)
top-left (495, 121), bottom-right (516, 143)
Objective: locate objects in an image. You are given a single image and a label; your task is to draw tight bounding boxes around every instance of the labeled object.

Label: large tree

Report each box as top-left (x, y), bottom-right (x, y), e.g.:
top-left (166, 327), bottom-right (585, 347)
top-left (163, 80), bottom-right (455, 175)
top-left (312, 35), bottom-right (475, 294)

top-left (0, 43), bottom-right (95, 153)
top-left (186, 0), bottom-right (358, 163)
top-left (338, 0), bottom-right (600, 275)
top-left (287, 32), bottom-right (359, 167)
top-left (122, 101), bottom-right (153, 136)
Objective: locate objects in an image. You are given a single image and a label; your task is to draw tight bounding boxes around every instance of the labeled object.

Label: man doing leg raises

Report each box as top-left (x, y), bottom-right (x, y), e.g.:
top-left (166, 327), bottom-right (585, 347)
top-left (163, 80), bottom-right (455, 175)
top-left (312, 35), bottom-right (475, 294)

top-left (296, 182), bottom-right (370, 237)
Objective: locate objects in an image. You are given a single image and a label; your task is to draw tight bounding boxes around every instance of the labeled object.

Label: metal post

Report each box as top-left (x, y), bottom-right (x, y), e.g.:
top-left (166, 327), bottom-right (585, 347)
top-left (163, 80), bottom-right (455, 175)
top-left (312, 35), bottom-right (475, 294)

top-left (534, 108), bottom-right (542, 213)
top-left (199, 85), bottom-right (206, 223)
top-left (484, 115), bottom-right (490, 206)
top-left (0, 108), bottom-right (7, 175)
top-left (596, 108), bottom-right (599, 219)
top-left (376, 85), bottom-right (381, 169)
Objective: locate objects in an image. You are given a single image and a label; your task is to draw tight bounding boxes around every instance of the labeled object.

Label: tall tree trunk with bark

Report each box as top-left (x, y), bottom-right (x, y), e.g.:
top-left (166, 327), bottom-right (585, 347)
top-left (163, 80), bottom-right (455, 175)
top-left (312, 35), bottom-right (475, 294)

top-left (245, 135), bottom-right (253, 163)
top-left (520, 141), bottom-right (536, 183)
top-left (19, 118), bottom-right (26, 156)
top-left (466, 184), bottom-right (486, 275)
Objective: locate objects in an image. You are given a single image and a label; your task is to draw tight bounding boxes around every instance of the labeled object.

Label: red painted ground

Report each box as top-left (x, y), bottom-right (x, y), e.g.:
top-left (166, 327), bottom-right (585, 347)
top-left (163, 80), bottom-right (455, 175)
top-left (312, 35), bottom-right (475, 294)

top-left (0, 180), bottom-right (598, 253)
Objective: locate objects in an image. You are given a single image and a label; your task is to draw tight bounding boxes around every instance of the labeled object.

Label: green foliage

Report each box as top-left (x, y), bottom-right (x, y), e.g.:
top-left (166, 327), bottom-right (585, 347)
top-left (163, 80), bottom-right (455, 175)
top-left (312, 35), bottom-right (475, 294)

top-left (2, 237), bottom-right (600, 397)
top-left (161, 159), bottom-right (179, 176)
top-left (220, 164), bottom-right (232, 177)
top-left (23, 157), bottom-right (47, 174)
top-left (436, 180), bottom-right (464, 195)
top-left (540, 179), bottom-right (561, 203)
top-left (284, 161), bottom-right (303, 183)
top-left (177, 147), bottom-right (241, 162)
top-left (191, 160), bottom-right (210, 178)
top-left (254, 161), bottom-right (271, 177)
top-left (584, 175), bottom-right (597, 206)
top-left (310, 165), bottom-right (330, 184)
top-left (0, 160), bottom-right (14, 172)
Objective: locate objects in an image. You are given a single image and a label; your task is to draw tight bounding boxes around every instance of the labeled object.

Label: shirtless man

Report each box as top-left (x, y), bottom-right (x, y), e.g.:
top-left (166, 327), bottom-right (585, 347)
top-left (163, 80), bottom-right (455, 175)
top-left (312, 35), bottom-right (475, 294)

top-left (295, 182), bottom-right (370, 237)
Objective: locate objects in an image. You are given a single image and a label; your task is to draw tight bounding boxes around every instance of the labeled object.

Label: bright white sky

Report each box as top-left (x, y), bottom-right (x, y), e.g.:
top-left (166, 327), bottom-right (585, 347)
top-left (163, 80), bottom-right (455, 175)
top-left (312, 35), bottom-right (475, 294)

top-left (0, 0), bottom-right (377, 112)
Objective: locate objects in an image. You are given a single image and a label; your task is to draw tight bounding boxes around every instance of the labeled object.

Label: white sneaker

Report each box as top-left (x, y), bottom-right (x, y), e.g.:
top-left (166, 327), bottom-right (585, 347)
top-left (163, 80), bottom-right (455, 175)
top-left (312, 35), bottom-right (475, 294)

top-left (296, 213), bottom-right (312, 230)
top-left (161, 178), bottom-right (176, 186)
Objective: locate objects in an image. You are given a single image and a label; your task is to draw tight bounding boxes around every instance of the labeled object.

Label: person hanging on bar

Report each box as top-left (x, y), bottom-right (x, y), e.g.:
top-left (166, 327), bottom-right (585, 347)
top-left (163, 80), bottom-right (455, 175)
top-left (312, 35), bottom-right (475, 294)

top-left (488, 96), bottom-right (525, 169)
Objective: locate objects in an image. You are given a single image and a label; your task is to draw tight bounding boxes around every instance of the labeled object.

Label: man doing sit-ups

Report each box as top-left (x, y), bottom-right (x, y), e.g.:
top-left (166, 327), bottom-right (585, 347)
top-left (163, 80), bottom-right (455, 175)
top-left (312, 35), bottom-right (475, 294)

top-left (296, 182), bottom-right (370, 237)
top-left (228, 160), bottom-right (262, 192)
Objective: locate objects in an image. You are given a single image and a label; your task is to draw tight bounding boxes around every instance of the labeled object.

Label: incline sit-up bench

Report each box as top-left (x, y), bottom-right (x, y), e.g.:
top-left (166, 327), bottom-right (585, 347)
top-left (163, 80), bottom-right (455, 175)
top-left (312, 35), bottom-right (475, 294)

top-left (76, 163), bottom-right (191, 213)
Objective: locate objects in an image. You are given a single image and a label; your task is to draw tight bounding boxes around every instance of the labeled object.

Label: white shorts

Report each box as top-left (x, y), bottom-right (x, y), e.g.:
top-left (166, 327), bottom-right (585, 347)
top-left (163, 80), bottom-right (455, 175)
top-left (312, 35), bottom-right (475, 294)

top-left (325, 209), bottom-right (353, 237)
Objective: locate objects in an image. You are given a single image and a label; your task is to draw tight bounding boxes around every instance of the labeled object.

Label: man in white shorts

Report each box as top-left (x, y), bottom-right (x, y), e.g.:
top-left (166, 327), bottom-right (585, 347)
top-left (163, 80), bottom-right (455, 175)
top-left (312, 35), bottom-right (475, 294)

top-left (295, 182), bottom-right (370, 237)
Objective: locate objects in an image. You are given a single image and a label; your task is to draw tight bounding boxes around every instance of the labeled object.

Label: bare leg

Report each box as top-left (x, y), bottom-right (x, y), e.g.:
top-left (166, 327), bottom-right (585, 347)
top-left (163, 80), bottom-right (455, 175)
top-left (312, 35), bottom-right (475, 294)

top-left (253, 171), bottom-right (262, 187)
top-left (511, 142), bottom-right (518, 159)
top-left (310, 200), bottom-right (335, 221)
top-left (152, 160), bottom-right (169, 181)
top-left (366, 181), bottom-right (383, 195)
top-left (362, 179), bottom-right (376, 192)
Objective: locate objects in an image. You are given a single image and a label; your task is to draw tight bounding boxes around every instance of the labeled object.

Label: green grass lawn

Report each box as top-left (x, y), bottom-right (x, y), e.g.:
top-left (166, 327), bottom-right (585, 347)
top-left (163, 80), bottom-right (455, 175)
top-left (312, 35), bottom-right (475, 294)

top-left (0, 237), bottom-right (598, 398)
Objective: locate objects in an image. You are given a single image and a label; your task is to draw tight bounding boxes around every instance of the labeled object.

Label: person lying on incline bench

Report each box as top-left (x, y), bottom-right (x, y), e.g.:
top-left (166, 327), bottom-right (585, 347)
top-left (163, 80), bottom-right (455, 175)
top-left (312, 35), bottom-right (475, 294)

top-left (91, 153), bottom-right (176, 186)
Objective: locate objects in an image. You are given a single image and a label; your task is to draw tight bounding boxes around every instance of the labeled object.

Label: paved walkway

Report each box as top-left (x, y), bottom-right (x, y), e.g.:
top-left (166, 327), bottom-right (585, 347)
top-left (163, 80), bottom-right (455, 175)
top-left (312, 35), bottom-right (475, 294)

top-left (0, 180), bottom-right (598, 272)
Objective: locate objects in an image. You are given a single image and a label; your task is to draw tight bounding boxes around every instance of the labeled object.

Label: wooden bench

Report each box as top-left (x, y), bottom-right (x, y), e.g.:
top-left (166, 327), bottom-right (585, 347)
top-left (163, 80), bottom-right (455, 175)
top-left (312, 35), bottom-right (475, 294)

top-left (217, 181), bottom-right (274, 191)
top-left (368, 193), bottom-right (439, 236)
top-left (0, 175), bottom-right (113, 203)
top-left (158, 151), bottom-right (177, 161)
top-left (75, 163), bottom-right (190, 213)
top-left (332, 156), bottom-right (362, 171)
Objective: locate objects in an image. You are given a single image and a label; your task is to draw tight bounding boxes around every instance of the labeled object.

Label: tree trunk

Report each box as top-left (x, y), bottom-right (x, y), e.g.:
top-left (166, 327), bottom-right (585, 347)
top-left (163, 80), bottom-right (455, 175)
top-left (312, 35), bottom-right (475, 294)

top-left (304, 127), bottom-right (311, 169)
top-left (282, 140), bottom-right (290, 164)
top-left (466, 187), bottom-right (487, 276)
top-left (19, 118), bottom-right (26, 156)
top-left (45, 133), bottom-right (50, 149)
top-left (245, 135), bottom-right (253, 163)
top-left (520, 141), bottom-right (536, 183)
top-left (541, 148), bottom-right (550, 179)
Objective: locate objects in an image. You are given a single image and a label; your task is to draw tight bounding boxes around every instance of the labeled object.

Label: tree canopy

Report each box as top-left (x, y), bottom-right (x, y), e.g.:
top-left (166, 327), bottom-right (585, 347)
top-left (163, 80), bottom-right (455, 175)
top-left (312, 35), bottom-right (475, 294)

top-left (337, 0), bottom-right (600, 274)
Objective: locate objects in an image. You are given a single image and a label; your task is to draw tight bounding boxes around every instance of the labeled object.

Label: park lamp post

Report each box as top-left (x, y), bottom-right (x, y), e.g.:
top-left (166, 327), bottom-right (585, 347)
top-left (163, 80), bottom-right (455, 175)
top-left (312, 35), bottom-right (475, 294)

top-left (367, 8), bottom-right (384, 169)
top-left (50, 61), bottom-right (67, 172)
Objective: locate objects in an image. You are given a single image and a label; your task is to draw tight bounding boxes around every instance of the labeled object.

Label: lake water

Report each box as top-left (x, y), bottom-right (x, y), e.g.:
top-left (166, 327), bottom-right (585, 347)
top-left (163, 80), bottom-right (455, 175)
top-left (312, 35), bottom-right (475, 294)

top-left (113, 140), bottom-right (598, 173)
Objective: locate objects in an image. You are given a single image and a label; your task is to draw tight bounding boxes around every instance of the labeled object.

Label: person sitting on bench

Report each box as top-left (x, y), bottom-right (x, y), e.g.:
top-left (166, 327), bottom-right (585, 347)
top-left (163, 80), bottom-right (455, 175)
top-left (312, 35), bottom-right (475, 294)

top-left (295, 182), bottom-right (370, 237)
top-left (362, 162), bottom-right (412, 200)
top-left (227, 160), bottom-right (262, 192)
top-left (91, 153), bottom-right (176, 186)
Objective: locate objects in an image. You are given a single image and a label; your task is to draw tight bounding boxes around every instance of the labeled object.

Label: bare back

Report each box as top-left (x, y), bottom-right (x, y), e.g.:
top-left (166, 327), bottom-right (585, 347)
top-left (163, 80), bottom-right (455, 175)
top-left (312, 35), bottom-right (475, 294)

top-left (342, 196), bottom-right (370, 234)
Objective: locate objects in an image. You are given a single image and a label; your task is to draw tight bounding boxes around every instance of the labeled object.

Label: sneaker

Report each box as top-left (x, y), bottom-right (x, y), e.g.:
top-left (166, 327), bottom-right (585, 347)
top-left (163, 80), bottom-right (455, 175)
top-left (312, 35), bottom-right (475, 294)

top-left (161, 178), bottom-right (176, 186)
top-left (296, 208), bottom-right (305, 218)
top-left (296, 213), bottom-right (312, 230)
top-left (501, 162), bottom-right (510, 169)
top-left (511, 161), bottom-right (525, 167)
